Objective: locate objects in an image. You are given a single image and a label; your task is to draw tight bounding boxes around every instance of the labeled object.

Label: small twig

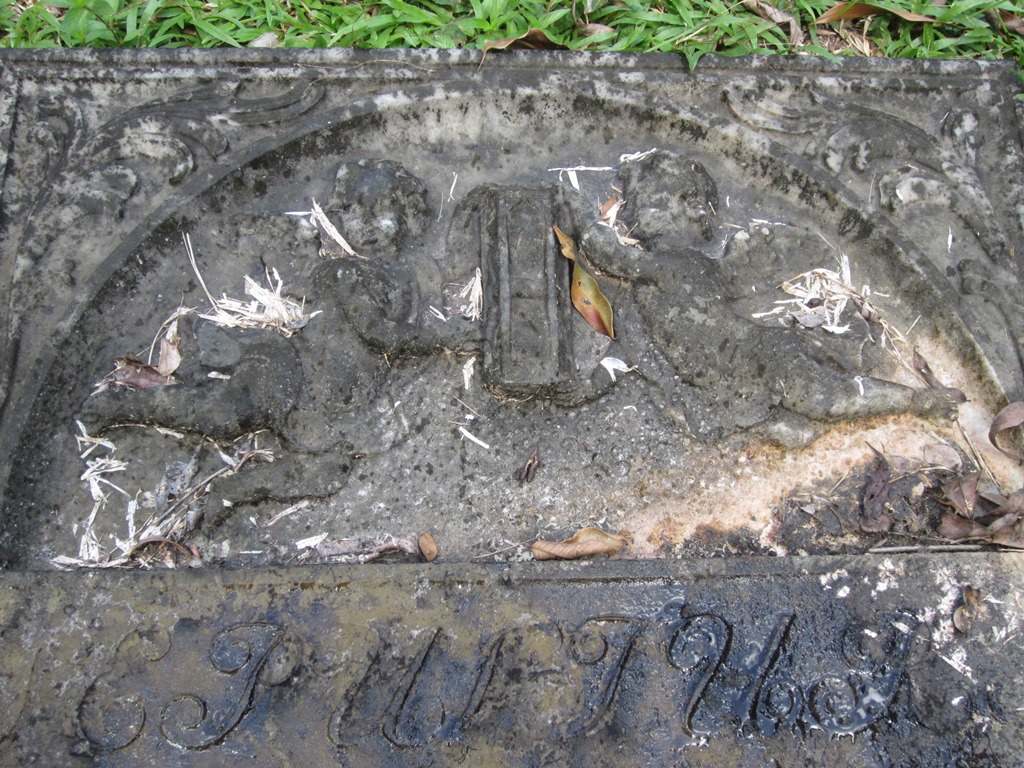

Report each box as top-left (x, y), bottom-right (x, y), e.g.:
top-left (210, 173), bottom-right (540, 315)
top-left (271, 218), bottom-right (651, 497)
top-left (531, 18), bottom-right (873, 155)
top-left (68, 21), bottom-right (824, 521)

top-left (454, 396), bottom-right (483, 419)
top-left (183, 233), bottom-right (218, 307)
top-left (868, 544), bottom-right (984, 554)
top-left (958, 420), bottom-right (998, 487)
top-left (829, 469), bottom-right (851, 495)
top-left (138, 448), bottom-right (265, 534)
top-left (266, 499), bottom-right (311, 527)
top-left (471, 540), bottom-right (532, 560)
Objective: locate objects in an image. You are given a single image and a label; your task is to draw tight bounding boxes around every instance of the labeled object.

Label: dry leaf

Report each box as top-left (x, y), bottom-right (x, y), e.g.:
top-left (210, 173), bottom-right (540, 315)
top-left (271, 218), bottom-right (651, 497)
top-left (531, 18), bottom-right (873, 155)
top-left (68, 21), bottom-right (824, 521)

top-left (554, 225), bottom-right (615, 339)
top-left (817, 2), bottom-right (935, 24)
top-left (859, 446), bottom-right (892, 533)
top-left (742, 0), bottom-right (803, 45)
top-left (571, 265), bottom-right (615, 339)
top-left (989, 515), bottom-right (1024, 549)
top-left (580, 23), bottom-right (616, 37)
top-left (112, 357), bottom-right (176, 390)
top-left (989, 401), bottom-right (1024, 461)
top-left (481, 28), bottom-right (566, 63)
top-left (992, 489), bottom-right (1024, 517)
top-left (938, 509), bottom-right (1024, 549)
top-left (921, 443), bottom-right (962, 470)
top-left (418, 532), bottom-right (439, 562)
top-left (531, 527), bottom-right (629, 561)
top-left (941, 471), bottom-right (980, 519)
top-left (985, 8), bottom-right (1024, 36)
top-left (953, 585), bottom-right (986, 634)
top-left (912, 350), bottom-right (966, 403)
top-left (156, 319), bottom-right (183, 378)
top-left (938, 511), bottom-right (984, 540)
top-left (553, 224), bottom-right (579, 262)
top-left (519, 447), bottom-right (542, 483)
top-left (600, 194), bottom-right (621, 226)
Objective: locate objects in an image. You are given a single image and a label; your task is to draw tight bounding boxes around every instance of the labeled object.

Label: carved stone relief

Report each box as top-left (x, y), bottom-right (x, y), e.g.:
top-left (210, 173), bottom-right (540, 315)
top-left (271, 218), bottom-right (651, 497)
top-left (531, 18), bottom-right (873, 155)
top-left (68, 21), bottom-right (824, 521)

top-left (0, 54), bottom-right (1021, 568)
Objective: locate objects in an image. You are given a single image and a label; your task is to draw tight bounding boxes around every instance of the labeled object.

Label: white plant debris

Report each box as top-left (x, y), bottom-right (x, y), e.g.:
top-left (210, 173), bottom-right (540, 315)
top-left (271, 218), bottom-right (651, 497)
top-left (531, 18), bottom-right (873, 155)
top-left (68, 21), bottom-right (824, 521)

top-left (434, 268), bottom-right (484, 323)
top-left (437, 171), bottom-right (459, 222)
top-left (146, 307), bottom-right (195, 373)
top-left (184, 233), bottom-right (320, 337)
top-left (81, 458), bottom-right (130, 500)
top-left (54, 433), bottom-right (273, 569)
top-left (462, 356), bottom-right (477, 390)
top-left (619, 147), bottom-right (658, 163)
top-left (752, 250), bottom-right (910, 363)
top-left (295, 532), bottom-right (328, 550)
top-left (307, 532), bottom-right (422, 564)
top-left (547, 164), bottom-right (615, 191)
top-left (600, 357), bottom-right (637, 382)
top-left (75, 420), bottom-right (115, 459)
top-left (599, 194), bottom-right (643, 248)
top-left (458, 426), bottom-right (490, 450)
top-left (285, 198), bottom-right (362, 259)
top-left (752, 251), bottom-right (855, 334)
top-left (266, 499), bottom-right (311, 527)
top-left (457, 268), bottom-right (483, 321)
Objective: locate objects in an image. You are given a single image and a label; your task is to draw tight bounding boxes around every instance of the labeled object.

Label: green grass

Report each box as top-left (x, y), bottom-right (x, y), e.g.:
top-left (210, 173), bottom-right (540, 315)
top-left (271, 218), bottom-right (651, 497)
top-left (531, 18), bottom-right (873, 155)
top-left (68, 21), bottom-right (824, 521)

top-left (1, 0), bottom-right (1023, 70)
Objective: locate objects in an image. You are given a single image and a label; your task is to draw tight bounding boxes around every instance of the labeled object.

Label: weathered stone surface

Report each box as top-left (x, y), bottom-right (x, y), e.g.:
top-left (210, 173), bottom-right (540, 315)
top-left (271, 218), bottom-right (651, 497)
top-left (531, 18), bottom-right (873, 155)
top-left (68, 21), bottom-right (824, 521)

top-left (1, 49), bottom-right (1024, 764)
top-left (1, 555), bottom-right (1023, 766)
top-left (0, 50), bottom-right (1022, 566)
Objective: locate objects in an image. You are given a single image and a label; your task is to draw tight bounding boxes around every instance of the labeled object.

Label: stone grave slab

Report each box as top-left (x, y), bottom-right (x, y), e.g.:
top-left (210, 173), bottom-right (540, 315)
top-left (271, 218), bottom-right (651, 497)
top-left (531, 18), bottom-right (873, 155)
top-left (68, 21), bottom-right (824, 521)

top-left (2, 554), bottom-right (1023, 766)
top-left (0, 48), bottom-right (1023, 764)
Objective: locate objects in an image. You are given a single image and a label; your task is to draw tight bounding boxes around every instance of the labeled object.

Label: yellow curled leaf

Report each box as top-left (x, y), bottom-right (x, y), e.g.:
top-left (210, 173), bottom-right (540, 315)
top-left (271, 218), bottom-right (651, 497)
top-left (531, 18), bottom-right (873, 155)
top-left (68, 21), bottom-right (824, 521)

top-left (553, 225), bottom-right (615, 339)
top-left (531, 527), bottom-right (630, 561)
top-left (571, 263), bottom-right (615, 339)
top-left (552, 224), bottom-right (577, 261)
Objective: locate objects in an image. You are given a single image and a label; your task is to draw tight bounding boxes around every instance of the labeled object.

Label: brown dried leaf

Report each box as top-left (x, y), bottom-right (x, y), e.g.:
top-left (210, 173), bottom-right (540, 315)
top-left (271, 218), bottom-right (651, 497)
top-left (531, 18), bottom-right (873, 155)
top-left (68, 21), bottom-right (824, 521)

top-left (580, 22), bottom-right (616, 37)
top-left (912, 350), bottom-right (966, 403)
top-left (156, 334), bottom-right (182, 379)
top-left (600, 194), bottom-right (621, 226)
top-left (938, 511), bottom-right (984, 540)
top-left (989, 401), bottom-right (1024, 461)
top-left (113, 357), bottom-right (176, 390)
top-left (953, 585), bottom-right (986, 634)
top-left (481, 28), bottom-right (566, 62)
top-left (992, 488), bottom-right (1024, 517)
top-left (921, 443), bottom-right (962, 471)
top-left (941, 471), bottom-right (980, 519)
top-left (531, 527), bottom-right (629, 561)
top-left (952, 604), bottom-right (972, 634)
top-left (938, 508), bottom-right (1024, 548)
top-left (418, 532), bottom-right (438, 562)
top-left (554, 225), bottom-right (616, 339)
top-left (854, 296), bottom-right (880, 322)
top-left (742, 0), bottom-right (803, 45)
top-left (519, 447), bottom-right (542, 483)
top-left (989, 515), bottom-right (1024, 549)
top-left (817, 1), bottom-right (935, 24)
top-left (963, 585), bottom-right (985, 607)
top-left (985, 8), bottom-right (1024, 36)
top-left (859, 446), bottom-right (892, 533)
